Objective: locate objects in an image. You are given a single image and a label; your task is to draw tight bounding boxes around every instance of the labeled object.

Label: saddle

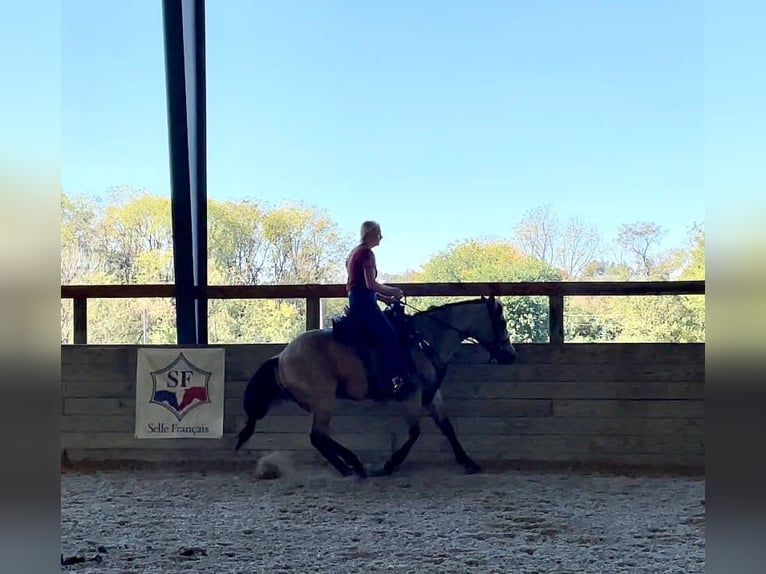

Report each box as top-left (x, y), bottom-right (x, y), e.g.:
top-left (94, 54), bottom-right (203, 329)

top-left (331, 302), bottom-right (419, 401)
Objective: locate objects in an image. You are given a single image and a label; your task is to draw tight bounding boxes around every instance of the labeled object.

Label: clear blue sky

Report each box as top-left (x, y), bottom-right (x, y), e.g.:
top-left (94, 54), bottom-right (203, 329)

top-left (59, 0), bottom-right (707, 273)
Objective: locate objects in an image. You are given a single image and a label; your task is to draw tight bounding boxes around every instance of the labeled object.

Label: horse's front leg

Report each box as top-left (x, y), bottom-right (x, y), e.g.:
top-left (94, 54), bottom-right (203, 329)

top-left (379, 390), bottom-right (423, 475)
top-left (427, 390), bottom-right (481, 474)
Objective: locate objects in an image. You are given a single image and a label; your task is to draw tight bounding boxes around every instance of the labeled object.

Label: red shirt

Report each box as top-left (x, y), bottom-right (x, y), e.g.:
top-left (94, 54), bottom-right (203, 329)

top-left (346, 246), bottom-right (376, 293)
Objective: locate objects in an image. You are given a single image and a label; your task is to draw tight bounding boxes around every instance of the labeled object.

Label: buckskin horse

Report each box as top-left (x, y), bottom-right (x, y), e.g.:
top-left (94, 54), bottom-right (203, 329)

top-left (234, 295), bottom-right (516, 477)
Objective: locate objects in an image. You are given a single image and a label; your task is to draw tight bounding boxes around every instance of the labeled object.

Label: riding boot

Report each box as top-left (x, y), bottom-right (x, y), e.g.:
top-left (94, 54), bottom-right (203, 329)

top-left (391, 376), bottom-right (407, 397)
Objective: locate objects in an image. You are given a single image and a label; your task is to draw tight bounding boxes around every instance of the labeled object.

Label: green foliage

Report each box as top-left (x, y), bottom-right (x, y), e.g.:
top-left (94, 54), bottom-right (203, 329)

top-left (208, 199), bottom-right (267, 284)
top-left (60, 190), bottom-right (704, 344)
top-left (260, 203), bottom-right (350, 283)
top-left (99, 191), bottom-right (174, 283)
top-left (680, 223), bottom-right (705, 281)
top-left (61, 189), bottom-right (352, 343)
top-left (675, 222), bottom-right (705, 341)
top-left (608, 295), bottom-right (704, 343)
top-left (562, 221), bottom-right (705, 343)
top-left (411, 239), bottom-right (563, 342)
top-left (564, 297), bottom-right (622, 342)
top-left (207, 299), bottom-right (304, 344)
top-left (61, 192), bottom-right (100, 284)
top-left (608, 222), bottom-right (705, 342)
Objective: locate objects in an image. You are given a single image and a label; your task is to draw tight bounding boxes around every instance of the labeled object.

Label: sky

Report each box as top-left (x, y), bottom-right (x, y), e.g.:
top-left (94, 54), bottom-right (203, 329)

top-left (57, 0), bottom-right (709, 274)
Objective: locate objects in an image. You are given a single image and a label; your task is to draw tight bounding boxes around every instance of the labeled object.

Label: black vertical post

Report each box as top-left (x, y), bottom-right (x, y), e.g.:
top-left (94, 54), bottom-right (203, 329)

top-left (73, 298), bottom-right (87, 344)
top-left (194, 0), bottom-right (208, 344)
top-left (306, 297), bottom-right (321, 331)
top-left (162, 0), bottom-right (207, 345)
top-left (549, 294), bottom-right (564, 345)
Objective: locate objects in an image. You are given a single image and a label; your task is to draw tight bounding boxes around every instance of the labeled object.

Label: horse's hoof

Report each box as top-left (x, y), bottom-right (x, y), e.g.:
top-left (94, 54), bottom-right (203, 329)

top-left (465, 462), bottom-right (481, 474)
top-left (368, 468), bottom-right (390, 478)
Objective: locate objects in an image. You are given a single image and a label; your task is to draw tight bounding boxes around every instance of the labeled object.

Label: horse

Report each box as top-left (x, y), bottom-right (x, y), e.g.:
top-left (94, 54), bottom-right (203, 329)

top-left (234, 295), bottom-right (517, 477)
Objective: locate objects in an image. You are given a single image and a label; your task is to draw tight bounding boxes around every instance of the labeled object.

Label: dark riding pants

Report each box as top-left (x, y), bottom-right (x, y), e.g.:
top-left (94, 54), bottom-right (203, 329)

top-left (348, 290), bottom-right (408, 382)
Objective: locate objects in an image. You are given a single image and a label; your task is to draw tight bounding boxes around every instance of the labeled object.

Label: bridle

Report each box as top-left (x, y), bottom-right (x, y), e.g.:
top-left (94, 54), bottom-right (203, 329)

top-left (398, 297), bottom-right (511, 360)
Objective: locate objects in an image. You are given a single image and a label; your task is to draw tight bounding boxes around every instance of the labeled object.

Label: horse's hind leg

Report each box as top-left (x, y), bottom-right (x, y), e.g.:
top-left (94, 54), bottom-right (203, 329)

top-left (310, 411), bottom-right (367, 478)
top-left (427, 390), bottom-right (481, 474)
top-left (321, 435), bottom-right (367, 478)
top-left (310, 432), bottom-right (354, 477)
top-left (380, 391), bottom-right (423, 475)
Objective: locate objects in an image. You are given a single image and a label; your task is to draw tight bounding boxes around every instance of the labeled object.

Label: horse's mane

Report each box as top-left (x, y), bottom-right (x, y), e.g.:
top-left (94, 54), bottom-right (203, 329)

top-left (420, 297), bottom-right (491, 314)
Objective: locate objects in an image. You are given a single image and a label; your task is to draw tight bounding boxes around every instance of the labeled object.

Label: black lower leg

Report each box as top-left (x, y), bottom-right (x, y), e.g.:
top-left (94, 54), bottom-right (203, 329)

top-left (310, 432), bottom-right (353, 477)
top-left (311, 432), bottom-right (366, 478)
top-left (433, 417), bottom-right (480, 473)
top-left (329, 440), bottom-right (367, 478)
top-left (383, 425), bottom-right (421, 475)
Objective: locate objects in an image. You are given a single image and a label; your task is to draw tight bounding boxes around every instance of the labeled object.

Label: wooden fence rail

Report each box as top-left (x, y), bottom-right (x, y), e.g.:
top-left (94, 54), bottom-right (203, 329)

top-left (61, 281), bottom-right (705, 345)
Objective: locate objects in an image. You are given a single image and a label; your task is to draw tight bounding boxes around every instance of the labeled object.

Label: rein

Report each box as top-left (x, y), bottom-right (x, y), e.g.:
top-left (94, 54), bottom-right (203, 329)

top-left (397, 299), bottom-right (504, 356)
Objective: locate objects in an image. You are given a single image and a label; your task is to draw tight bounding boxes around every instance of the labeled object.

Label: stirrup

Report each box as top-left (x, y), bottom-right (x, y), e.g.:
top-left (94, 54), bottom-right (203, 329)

top-left (391, 376), bottom-right (406, 394)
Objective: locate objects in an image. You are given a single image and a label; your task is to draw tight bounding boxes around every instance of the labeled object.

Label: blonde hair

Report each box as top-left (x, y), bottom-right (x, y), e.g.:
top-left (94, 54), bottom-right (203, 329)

top-left (360, 220), bottom-right (381, 242)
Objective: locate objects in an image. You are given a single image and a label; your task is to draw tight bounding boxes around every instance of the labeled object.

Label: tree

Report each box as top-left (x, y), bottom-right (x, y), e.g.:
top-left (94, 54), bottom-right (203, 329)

top-left (676, 222), bottom-right (705, 341)
top-left (679, 222), bottom-right (705, 281)
top-left (513, 204), bottom-right (601, 279)
top-left (207, 200), bottom-right (353, 341)
top-left (60, 189), bottom-right (358, 343)
top-left (412, 239), bottom-right (564, 342)
top-left (615, 222), bottom-right (666, 278)
top-left (208, 199), bottom-right (268, 284)
top-left (261, 203), bottom-right (350, 283)
top-left (96, 189), bottom-right (174, 284)
top-left (543, 219), bottom-right (704, 342)
top-left (605, 222), bottom-right (705, 342)
top-left (60, 189), bottom-right (704, 344)
top-left (61, 191), bottom-right (100, 284)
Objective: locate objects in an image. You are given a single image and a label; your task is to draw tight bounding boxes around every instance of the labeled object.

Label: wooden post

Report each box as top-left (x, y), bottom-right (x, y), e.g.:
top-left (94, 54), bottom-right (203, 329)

top-left (73, 298), bottom-right (87, 344)
top-left (306, 297), bottom-right (321, 331)
top-left (548, 294), bottom-right (564, 344)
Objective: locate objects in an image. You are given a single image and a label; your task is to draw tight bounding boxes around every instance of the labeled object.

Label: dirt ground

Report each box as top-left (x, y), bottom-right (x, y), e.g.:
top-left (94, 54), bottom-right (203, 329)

top-left (61, 457), bottom-right (705, 573)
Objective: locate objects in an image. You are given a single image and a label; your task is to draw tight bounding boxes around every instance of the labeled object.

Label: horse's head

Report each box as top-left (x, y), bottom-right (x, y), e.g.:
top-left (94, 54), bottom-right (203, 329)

top-left (430, 296), bottom-right (516, 364)
top-left (476, 295), bottom-right (517, 364)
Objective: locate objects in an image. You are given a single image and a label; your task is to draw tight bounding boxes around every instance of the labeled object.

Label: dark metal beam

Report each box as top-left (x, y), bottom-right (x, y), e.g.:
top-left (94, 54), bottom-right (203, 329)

top-left (193, 0), bottom-right (208, 344)
top-left (161, 0), bottom-right (207, 344)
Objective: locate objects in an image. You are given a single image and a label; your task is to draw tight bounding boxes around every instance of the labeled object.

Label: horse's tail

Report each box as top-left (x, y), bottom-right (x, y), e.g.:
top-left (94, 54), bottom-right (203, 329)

top-left (235, 355), bottom-right (282, 452)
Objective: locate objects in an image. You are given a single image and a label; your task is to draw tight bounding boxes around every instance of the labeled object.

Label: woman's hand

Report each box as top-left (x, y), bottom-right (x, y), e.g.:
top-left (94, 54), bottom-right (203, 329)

top-left (379, 287), bottom-right (403, 302)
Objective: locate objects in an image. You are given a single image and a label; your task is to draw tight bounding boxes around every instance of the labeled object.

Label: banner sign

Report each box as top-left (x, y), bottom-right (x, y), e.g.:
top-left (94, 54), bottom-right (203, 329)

top-left (135, 348), bottom-right (225, 439)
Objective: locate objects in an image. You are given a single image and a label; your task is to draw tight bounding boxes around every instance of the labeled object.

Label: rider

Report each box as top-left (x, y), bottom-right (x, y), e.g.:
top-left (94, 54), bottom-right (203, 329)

top-left (345, 220), bottom-right (409, 397)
